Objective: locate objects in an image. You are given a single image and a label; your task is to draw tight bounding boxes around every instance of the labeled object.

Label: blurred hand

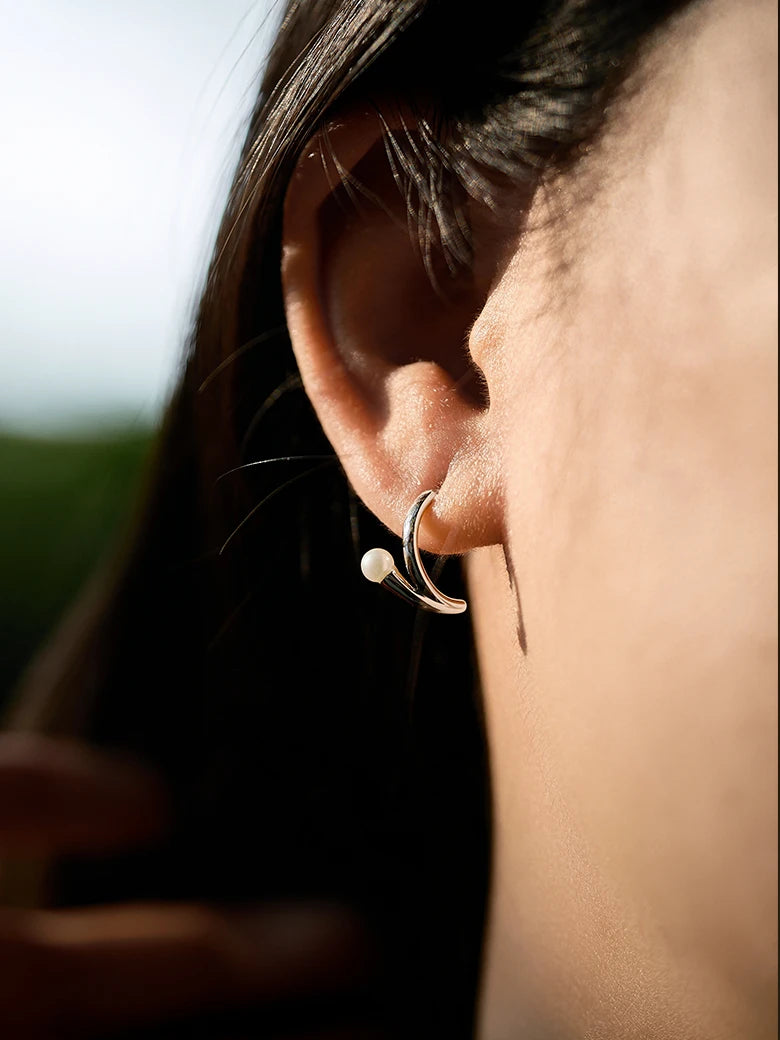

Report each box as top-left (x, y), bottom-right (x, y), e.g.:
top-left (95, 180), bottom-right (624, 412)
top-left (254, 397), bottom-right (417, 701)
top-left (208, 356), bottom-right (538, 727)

top-left (0, 734), bottom-right (378, 1039)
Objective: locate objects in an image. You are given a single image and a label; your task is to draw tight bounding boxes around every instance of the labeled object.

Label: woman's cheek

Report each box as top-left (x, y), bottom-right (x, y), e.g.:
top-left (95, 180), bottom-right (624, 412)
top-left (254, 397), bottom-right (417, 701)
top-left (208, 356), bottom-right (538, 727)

top-left (499, 272), bottom-right (776, 999)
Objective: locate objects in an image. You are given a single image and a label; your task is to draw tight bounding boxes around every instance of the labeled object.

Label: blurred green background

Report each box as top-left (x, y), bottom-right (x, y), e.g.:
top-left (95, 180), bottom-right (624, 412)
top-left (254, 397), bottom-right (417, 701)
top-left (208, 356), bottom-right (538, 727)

top-left (0, 426), bottom-right (153, 710)
top-left (1, 3), bottom-right (273, 717)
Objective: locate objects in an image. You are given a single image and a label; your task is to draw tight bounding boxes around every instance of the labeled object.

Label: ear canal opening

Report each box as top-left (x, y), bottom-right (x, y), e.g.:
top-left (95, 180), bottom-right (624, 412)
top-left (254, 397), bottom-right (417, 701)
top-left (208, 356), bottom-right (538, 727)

top-left (452, 351), bottom-right (490, 411)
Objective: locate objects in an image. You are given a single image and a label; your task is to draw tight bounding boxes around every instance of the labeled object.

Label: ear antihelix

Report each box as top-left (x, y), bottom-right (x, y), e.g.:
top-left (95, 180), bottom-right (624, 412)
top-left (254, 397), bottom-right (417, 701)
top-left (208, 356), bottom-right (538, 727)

top-left (360, 490), bottom-right (467, 615)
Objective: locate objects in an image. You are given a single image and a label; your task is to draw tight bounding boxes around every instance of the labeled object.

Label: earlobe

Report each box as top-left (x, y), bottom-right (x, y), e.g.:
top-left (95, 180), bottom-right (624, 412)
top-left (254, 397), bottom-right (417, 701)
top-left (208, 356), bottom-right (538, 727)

top-left (281, 105), bottom-right (504, 554)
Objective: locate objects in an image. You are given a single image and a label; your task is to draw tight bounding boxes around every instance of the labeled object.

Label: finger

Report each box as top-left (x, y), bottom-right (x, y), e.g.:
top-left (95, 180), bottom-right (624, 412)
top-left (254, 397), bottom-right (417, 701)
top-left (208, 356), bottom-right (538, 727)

top-left (0, 901), bottom-right (372, 1034)
top-left (0, 733), bottom-right (169, 853)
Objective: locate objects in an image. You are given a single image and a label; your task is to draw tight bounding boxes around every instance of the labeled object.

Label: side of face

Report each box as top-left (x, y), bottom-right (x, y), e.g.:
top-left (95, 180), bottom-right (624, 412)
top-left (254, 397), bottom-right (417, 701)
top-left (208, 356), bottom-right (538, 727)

top-left (473, 1), bottom-right (777, 1035)
top-left (279, 1), bottom-right (777, 1035)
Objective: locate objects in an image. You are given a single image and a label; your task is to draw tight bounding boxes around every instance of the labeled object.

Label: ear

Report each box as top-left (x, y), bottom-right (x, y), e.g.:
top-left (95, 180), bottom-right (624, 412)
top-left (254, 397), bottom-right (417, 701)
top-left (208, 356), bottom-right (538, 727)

top-left (281, 105), bottom-right (503, 554)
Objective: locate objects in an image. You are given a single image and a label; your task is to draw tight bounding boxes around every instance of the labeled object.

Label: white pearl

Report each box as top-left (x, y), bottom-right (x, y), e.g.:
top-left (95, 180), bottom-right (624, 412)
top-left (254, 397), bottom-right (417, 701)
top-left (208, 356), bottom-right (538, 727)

top-left (361, 547), bottom-right (395, 583)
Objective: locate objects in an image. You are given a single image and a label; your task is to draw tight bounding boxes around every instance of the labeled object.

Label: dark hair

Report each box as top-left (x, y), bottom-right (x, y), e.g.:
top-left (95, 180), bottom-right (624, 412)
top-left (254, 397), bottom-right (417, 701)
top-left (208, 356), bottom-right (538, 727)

top-left (16, 1), bottom-right (691, 1034)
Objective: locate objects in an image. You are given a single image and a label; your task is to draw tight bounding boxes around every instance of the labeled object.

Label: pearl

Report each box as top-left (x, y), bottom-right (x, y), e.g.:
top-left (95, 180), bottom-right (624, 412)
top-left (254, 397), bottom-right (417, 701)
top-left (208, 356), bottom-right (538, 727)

top-left (361, 547), bottom-right (395, 583)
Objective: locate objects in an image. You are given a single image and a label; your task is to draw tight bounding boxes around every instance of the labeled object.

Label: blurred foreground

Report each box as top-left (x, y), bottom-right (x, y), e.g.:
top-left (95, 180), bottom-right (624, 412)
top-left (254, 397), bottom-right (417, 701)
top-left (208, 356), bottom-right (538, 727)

top-left (0, 425), bottom-right (153, 708)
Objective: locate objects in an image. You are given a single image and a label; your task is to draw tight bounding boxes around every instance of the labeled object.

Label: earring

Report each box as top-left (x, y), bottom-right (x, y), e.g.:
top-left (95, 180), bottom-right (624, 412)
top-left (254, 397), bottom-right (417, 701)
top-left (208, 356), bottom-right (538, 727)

top-left (360, 491), bottom-right (467, 615)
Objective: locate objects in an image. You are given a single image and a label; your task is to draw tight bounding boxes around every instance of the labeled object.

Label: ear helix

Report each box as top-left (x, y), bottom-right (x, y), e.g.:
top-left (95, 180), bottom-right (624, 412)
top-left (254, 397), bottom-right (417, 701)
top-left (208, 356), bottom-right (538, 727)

top-left (360, 491), bottom-right (467, 615)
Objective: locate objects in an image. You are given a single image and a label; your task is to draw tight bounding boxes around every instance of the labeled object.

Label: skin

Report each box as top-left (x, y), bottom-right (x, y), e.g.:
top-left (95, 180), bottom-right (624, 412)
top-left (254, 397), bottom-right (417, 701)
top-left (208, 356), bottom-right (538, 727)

top-left (471, 5), bottom-right (777, 1037)
top-left (282, 0), bottom-right (777, 1037)
top-left (0, 1), bottom-right (773, 1037)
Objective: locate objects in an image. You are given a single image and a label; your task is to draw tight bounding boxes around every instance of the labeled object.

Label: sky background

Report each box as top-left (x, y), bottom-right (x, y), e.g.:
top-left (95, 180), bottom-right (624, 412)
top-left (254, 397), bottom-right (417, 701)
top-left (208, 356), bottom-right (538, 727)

top-left (0, 0), bottom-right (278, 432)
